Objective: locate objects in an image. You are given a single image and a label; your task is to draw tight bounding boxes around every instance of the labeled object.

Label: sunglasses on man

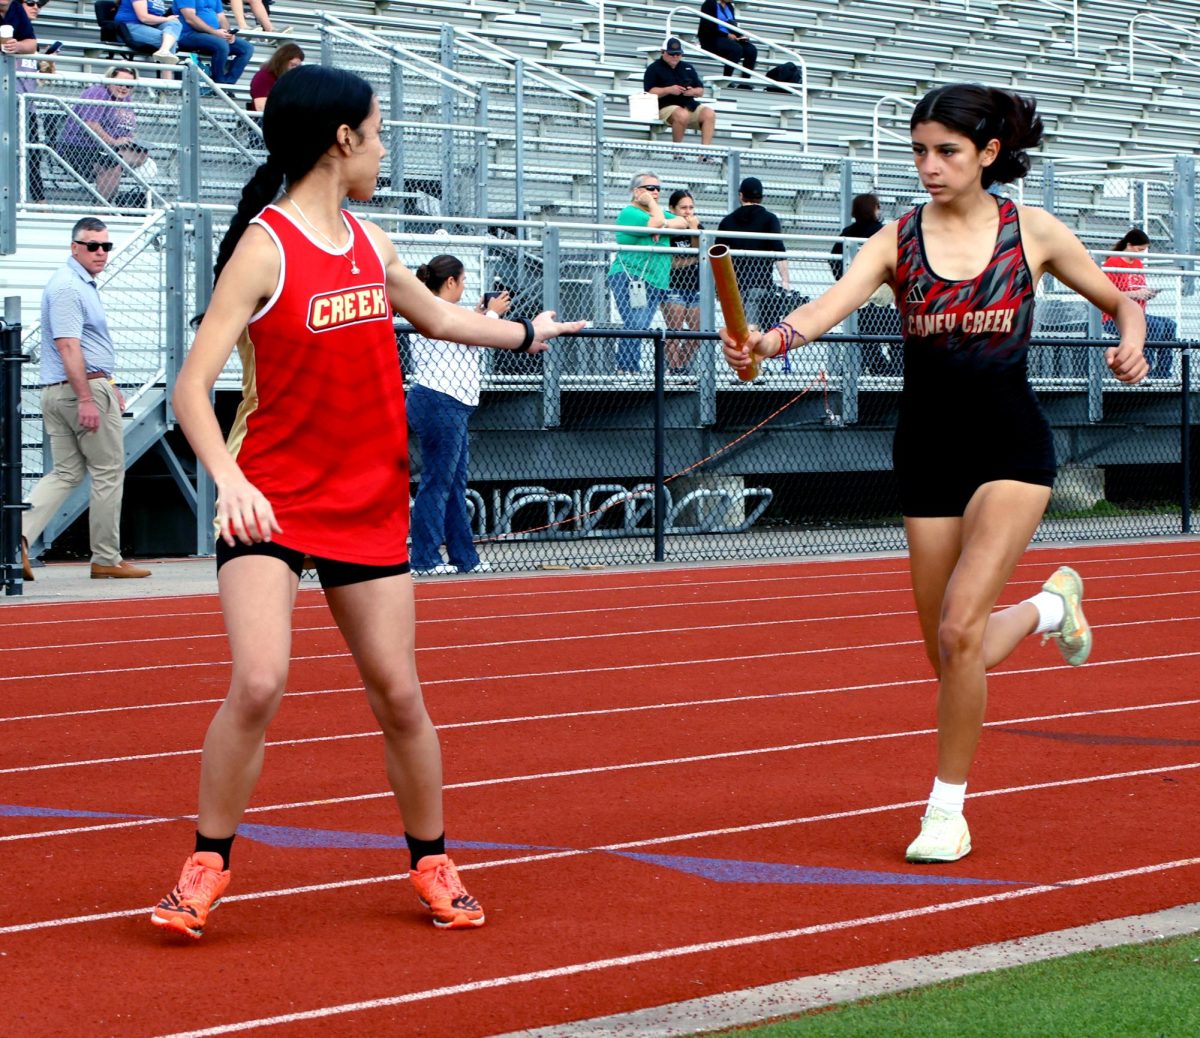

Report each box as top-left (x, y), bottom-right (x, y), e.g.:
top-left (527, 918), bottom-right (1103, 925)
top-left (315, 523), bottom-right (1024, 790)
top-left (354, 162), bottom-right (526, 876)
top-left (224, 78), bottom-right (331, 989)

top-left (23, 1), bottom-right (49, 8)
top-left (73, 240), bottom-right (114, 252)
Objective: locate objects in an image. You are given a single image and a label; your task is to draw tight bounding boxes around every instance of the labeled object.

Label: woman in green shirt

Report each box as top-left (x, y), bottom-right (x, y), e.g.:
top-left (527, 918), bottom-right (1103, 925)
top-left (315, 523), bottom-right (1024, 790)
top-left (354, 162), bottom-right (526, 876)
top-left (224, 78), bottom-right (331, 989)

top-left (608, 171), bottom-right (684, 373)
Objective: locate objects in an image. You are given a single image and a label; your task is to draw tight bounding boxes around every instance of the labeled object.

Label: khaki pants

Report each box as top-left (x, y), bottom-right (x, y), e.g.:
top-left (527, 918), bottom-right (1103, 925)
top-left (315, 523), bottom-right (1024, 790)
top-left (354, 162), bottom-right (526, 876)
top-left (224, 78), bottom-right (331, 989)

top-left (23, 380), bottom-right (126, 565)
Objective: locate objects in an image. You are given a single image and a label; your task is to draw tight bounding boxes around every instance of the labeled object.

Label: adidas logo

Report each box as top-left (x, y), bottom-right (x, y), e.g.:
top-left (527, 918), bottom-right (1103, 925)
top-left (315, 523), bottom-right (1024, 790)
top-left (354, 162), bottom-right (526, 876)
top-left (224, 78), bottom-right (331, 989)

top-left (905, 283), bottom-right (925, 305)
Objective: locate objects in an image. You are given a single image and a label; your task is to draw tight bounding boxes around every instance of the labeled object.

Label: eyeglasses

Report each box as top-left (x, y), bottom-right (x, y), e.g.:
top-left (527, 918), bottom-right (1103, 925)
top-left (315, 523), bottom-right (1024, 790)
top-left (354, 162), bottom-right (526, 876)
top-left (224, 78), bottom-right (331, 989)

top-left (639, 184), bottom-right (662, 191)
top-left (73, 240), bottom-right (114, 252)
top-left (23, 1), bottom-right (48, 9)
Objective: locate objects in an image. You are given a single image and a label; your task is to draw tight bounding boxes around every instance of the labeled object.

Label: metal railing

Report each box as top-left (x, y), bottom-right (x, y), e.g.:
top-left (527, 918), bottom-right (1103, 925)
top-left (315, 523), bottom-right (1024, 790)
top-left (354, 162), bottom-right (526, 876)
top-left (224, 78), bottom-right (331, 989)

top-left (1128, 12), bottom-right (1200, 83)
top-left (1, 299), bottom-right (28, 595)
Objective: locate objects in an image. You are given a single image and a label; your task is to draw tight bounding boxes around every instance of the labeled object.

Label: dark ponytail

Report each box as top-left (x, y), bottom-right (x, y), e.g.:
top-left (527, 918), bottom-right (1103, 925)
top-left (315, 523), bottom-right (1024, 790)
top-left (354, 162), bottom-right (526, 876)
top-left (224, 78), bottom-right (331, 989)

top-left (212, 64), bottom-right (375, 285)
top-left (414, 254), bottom-right (464, 294)
top-left (1112, 227), bottom-right (1150, 252)
top-left (911, 83), bottom-right (1044, 187)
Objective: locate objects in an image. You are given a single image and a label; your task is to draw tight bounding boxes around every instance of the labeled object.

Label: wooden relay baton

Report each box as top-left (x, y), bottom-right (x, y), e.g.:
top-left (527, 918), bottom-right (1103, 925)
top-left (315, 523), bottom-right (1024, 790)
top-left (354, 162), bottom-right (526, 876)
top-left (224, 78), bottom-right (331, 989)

top-left (708, 244), bottom-right (758, 382)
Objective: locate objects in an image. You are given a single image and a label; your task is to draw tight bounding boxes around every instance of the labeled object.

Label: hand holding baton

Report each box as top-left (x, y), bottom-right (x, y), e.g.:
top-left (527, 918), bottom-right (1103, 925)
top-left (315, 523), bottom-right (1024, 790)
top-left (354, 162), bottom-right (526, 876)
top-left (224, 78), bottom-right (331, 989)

top-left (708, 244), bottom-right (758, 382)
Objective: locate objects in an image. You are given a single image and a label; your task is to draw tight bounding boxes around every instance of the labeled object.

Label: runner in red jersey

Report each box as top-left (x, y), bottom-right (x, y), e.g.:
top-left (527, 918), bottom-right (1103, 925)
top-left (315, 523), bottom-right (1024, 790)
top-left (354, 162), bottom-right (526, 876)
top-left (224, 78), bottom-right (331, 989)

top-left (720, 83), bottom-right (1147, 864)
top-left (151, 64), bottom-right (584, 939)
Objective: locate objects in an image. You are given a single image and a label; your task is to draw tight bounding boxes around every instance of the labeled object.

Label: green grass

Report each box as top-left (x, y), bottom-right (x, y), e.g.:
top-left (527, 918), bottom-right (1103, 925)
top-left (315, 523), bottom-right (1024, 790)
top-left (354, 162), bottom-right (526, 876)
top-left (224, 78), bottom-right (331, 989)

top-left (698, 935), bottom-right (1200, 1038)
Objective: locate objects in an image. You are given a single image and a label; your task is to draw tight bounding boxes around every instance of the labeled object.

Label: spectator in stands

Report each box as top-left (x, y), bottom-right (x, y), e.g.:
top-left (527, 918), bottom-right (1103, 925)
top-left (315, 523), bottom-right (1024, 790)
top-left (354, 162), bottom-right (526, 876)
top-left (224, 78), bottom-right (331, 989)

top-left (698, 0), bottom-right (757, 80)
top-left (643, 37), bottom-right (715, 147)
top-left (831, 192), bottom-right (900, 375)
top-left (173, 0), bottom-right (254, 85)
top-left (60, 66), bottom-right (151, 203)
top-left (719, 82), bottom-right (1147, 868)
top-left (20, 216), bottom-right (152, 581)
top-left (227, 0), bottom-right (289, 36)
top-left (715, 176), bottom-right (788, 329)
top-left (1102, 228), bottom-right (1176, 380)
top-left (608, 171), bottom-right (686, 373)
top-left (114, 0), bottom-right (182, 63)
top-left (406, 255), bottom-right (504, 576)
top-left (248, 41), bottom-right (302, 112)
top-left (2, 0), bottom-right (47, 201)
top-left (662, 189), bottom-right (703, 374)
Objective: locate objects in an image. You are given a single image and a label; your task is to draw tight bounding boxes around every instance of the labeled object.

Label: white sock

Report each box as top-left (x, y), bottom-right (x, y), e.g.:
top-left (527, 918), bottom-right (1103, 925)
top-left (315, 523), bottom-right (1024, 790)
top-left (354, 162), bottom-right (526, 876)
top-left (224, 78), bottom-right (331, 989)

top-left (1026, 590), bottom-right (1064, 635)
top-left (927, 778), bottom-right (967, 815)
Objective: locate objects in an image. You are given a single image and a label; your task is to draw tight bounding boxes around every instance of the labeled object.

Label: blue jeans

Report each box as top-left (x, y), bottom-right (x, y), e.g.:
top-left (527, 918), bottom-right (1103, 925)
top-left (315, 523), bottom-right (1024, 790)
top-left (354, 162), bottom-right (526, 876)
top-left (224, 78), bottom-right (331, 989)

top-left (608, 273), bottom-right (667, 373)
top-left (178, 28), bottom-right (254, 84)
top-left (121, 18), bottom-right (182, 50)
top-left (406, 384), bottom-right (480, 572)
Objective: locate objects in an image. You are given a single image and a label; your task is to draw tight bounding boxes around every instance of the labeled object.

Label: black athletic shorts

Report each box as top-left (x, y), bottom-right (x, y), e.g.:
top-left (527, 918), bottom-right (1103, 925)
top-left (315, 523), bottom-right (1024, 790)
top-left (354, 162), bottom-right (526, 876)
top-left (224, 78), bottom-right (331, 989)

top-left (215, 539), bottom-right (410, 589)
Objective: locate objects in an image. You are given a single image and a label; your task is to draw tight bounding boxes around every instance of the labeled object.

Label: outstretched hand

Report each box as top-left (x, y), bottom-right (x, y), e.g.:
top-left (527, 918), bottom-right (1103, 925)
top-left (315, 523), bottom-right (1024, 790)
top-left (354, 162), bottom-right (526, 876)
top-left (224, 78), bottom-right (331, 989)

top-left (1105, 340), bottom-right (1149, 384)
top-left (529, 311), bottom-right (588, 355)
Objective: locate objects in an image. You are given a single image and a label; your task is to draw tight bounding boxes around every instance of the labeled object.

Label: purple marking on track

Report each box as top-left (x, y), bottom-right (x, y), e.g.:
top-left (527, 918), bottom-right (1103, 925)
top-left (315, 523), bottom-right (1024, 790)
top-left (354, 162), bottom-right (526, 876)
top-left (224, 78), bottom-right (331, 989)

top-left (234, 823), bottom-right (568, 852)
top-left (613, 851), bottom-right (1033, 887)
top-left (0, 804), bottom-right (149, 819)
top-left (1001, 728), bottom-right (1200, 748)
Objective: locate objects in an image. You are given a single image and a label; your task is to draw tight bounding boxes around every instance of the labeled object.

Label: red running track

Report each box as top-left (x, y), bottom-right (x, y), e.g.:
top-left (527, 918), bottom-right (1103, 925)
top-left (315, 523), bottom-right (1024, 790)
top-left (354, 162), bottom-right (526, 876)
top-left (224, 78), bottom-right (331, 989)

top-left (1, 541), bottom-right (1199, 1037)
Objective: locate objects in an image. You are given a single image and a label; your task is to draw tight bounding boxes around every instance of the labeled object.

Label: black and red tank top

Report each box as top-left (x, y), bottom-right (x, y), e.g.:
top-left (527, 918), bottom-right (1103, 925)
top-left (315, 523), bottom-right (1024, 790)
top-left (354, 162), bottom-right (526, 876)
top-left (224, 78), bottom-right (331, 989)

top-left (895, 196), bottom-right (1035, 380)
top-left (227, 205), bottom-right (410, 566)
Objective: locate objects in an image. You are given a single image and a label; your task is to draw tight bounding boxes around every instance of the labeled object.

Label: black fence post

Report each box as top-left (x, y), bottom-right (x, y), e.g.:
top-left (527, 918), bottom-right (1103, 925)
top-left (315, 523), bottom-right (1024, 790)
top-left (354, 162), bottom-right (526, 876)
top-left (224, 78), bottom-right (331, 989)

top-left (0, 309), bottom-right (29, 596)
top-left (653, 329), bottom-right (666, 563)
top-left (1183, 343), bottom-right (1192, 535)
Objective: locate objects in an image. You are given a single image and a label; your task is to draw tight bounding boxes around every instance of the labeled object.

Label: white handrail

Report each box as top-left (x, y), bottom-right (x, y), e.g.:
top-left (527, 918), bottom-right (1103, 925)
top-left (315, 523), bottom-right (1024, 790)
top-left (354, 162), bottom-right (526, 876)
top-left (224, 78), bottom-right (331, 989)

top-left (872, 94), bottom-right (915, 164)
top-left (1128, 12), bottom-right (1200, 83)
top-left (575, 0), bottom-right (606, 63)
top-left (662, 5), bottom-right (808, 151)
top-left (1039, 0), bottom-right (1079, 57)
top-left (454, 27), bottom-right (602, 105)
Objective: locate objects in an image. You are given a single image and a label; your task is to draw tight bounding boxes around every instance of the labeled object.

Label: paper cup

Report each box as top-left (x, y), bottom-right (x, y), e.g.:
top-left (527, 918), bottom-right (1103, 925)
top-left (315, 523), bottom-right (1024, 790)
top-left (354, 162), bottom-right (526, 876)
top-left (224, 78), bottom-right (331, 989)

top-left (0, 26), bottom-right (15, 40)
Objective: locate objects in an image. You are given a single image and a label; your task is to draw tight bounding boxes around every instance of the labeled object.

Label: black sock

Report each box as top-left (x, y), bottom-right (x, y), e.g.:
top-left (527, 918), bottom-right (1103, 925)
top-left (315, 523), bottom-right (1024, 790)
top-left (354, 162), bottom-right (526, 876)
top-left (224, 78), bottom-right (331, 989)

top-left (405, 832), bottom-right (445, 870)
top-left (194, 831), bottom-right (235, 870)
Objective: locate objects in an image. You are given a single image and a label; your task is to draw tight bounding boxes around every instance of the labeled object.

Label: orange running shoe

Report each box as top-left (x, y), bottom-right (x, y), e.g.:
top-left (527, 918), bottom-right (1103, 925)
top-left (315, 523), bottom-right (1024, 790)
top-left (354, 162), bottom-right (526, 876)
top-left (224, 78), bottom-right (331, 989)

top-left (150, 852), bottom-right (231, 939)
top-left (409, 854), bottom-right (485, 929)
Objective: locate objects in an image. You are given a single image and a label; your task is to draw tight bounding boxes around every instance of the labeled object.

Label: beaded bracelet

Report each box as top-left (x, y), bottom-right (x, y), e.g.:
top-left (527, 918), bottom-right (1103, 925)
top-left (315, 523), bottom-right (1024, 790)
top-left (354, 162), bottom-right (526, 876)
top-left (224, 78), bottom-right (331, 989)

top-left (767, 321), bottom-right (807, 358)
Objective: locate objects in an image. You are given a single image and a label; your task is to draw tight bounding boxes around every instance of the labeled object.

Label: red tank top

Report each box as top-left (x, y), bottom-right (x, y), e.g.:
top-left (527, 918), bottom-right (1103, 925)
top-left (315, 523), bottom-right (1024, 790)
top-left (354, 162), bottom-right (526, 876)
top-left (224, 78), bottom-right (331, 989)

top-left (233, 205), bottom-right (409, 565)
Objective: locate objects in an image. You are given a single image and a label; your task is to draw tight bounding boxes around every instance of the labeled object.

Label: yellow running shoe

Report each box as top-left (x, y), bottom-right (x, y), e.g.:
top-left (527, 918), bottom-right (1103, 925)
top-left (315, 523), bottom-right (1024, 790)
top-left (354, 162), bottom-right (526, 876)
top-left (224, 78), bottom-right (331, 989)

top-left (409, 854), bottom-right (485, 929)
top-left (905, 808), bottom-right (971, 863)
top-left (150, 852), bottom-right (231, 938)
top-left (1041, 565), bottom-right (1092, 666)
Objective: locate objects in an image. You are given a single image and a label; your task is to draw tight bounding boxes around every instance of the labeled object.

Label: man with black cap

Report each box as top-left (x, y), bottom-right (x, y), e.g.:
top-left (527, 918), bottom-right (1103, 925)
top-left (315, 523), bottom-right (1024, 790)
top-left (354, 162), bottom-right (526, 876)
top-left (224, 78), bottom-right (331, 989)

top-left (716, 176), bottom-right (790, 328)
top-left (643, 36), bottom-right (716, 146)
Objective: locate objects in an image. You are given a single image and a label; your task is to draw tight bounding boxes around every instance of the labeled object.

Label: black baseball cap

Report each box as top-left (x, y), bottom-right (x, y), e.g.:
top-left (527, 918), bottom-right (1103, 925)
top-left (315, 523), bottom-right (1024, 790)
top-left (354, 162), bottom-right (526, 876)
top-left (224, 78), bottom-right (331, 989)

top-left (663, 37), bottom-right (683, 54)
top-left (739, 176), bottom-right (764, 199)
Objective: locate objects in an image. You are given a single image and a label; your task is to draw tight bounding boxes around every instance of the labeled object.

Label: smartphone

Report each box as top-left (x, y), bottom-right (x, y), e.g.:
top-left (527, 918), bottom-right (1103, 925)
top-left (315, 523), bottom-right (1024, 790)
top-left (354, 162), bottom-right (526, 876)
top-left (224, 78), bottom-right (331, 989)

top-left (482, 291), bottom-right (503, 306)
top-left (44, 40), bottom-right (63, 54)
top-left (228, 27), bottom-right (239, 34)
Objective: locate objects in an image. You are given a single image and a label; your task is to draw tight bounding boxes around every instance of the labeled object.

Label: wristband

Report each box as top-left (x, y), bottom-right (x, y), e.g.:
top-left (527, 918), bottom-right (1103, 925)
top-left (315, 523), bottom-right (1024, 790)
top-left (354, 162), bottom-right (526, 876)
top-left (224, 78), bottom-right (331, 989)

top-left (767, 321), bottom-right (807, 357)
top-left (513, 316), bottom-right (535, 353)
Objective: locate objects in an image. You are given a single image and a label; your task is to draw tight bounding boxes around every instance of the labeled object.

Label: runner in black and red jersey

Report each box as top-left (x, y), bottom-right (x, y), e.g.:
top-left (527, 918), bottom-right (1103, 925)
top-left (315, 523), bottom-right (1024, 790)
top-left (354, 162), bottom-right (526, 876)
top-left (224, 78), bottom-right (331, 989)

top-left (151, 64), bottom-right (583, 938)
top-left (721, 83), bottom-right (1147, 864)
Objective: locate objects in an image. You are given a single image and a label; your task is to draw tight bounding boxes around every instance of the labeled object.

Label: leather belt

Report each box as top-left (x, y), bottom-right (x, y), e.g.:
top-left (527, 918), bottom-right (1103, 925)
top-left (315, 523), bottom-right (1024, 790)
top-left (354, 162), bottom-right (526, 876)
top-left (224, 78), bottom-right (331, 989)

top-left (43, 371), bottom-right (111, 388)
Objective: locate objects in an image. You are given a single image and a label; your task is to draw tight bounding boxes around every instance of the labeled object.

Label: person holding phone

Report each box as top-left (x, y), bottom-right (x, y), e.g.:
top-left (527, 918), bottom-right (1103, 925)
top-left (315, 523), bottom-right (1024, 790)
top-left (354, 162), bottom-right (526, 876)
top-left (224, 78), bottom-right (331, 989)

top-left (2, 0), bottom-right (47, 201)
top-left (406, 255), bottom-right (506, 576)
top-left (698, 0), bottom-right (757, 80)
top-left (1102, 228), bottom-right (1176, 380)
top-left (172, 0), bottom-right (254, 85)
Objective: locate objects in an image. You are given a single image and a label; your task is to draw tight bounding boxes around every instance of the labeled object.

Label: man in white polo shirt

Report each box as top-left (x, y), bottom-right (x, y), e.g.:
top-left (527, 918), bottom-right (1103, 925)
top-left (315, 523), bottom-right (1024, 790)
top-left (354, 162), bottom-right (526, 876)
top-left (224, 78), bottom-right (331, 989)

top-left (22, 217), bottom-right (150, 580)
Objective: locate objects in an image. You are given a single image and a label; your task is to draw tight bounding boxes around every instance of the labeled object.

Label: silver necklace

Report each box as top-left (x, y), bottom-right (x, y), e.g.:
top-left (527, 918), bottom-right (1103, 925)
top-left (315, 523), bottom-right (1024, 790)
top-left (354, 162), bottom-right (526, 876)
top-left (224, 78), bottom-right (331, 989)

top-left (284, 193), bottom-right (359, 275)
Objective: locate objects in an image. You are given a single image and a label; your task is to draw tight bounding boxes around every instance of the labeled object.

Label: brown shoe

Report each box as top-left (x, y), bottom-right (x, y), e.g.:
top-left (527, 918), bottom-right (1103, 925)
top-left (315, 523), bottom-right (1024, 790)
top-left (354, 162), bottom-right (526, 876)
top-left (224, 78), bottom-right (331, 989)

top-left (21, 537), bottom-right (34, 582)
top-left (90, 560), bottom-right (152, 579)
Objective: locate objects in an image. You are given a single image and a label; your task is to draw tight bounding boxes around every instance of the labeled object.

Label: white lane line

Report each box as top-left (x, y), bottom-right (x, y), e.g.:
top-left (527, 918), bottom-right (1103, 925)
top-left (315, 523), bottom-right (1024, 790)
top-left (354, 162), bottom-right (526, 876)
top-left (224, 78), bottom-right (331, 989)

top-left (4, 590), bottom-right (1197, 659)
top-left (1, 602), bottom-right (1196, 725)
top-left (2, 546), bottom-right (1195, 632)
top-left (3, 694), bottom-right (1197, 838)
top-left (138, 854), bottom-right (1199, 1036)
top-left (4, 639), bottom-right (1199, 775)
top-left (6, 771), bottom-right (1200, 942)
